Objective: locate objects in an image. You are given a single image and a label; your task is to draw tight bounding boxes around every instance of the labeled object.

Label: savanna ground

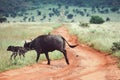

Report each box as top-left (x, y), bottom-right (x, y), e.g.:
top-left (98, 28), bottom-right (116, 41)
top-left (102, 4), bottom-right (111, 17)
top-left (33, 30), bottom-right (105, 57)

top-left (0, 22), bottom-right (120, 80)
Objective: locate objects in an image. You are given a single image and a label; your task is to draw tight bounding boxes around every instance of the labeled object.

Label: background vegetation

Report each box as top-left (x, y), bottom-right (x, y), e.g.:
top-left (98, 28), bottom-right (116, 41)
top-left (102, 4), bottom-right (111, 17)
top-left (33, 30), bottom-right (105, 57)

top-left (0, 0), bottom-right (120, 22)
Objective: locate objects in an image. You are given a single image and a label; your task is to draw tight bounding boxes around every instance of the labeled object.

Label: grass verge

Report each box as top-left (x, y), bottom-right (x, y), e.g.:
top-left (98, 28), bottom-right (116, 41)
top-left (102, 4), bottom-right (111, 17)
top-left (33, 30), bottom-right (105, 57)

top-left (67, 22), bottom-right (120, 66)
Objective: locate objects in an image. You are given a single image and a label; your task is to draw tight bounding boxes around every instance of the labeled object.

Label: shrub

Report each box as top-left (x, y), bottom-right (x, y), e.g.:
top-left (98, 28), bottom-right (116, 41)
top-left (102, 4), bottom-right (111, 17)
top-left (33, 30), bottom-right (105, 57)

top-left (67, 14), bottom-right (73, 19)
top-left (65, 6), bottom-right (69, 9)
top-left (0, 17), bottom-right (7, 23)
top-left (110, 7), bottom-right (119, 12)
top-left (79, 22), bottom-right (89, 27)
top-left (37, 11), bottom-right (41, 16)
top-left (106, 17), bottom-right (110, 21)
top-left (90, 15), bottom-right (105, 24)
top-left (111, 41), bottom-right (120, 53)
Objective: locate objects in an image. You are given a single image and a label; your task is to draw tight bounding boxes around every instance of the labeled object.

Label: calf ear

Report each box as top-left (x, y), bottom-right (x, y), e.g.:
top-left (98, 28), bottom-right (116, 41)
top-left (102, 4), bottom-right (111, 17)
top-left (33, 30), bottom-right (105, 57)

top-left (25, 41), bottom-right (27, 44)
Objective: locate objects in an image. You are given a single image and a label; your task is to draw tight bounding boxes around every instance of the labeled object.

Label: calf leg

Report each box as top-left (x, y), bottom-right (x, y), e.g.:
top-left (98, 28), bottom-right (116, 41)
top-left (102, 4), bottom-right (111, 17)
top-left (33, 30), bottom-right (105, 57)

top-left (10, 53), bottom-right (14, 60)
top-left (62, 50), bottom-right (69, 65)
top-left (45, 52), bottom-right (50, 65)
top-left (19, 53), bottom-right (22, 59)
top-left (14, 52), bottom-right (17, 60)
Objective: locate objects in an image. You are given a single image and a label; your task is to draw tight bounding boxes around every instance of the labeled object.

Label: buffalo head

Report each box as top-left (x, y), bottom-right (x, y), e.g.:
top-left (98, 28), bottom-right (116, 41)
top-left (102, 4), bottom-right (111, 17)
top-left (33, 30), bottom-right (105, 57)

top-left (24, 41), bottom-right (34, 50)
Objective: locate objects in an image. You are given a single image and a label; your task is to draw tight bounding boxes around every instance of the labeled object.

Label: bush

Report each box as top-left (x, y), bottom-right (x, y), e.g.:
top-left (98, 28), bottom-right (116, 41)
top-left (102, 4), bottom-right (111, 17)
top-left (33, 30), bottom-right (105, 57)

top-left (79, 22), bottom-right (89, 27)
top-left (37, 10), bottom-right (41, 16)
top-left (111, 41), bottom-right (120, 53)
top-left (110, 7), bottom-right (119, 12)
top-left (0, 17), bottom-right (7, 23)
top-left (67, 14), bottom-right (73, 19)
top-left (106, 17), bottom-right (110, 21)
top-left (90, 15), bottom-right (105, 24)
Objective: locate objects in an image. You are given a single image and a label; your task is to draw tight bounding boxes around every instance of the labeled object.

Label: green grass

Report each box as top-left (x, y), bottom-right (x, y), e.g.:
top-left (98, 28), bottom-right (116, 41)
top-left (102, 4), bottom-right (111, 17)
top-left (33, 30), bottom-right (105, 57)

top-left (67, 22), bottom-right (120, 56)
top-left (0, 22), bottom-right (63, 72)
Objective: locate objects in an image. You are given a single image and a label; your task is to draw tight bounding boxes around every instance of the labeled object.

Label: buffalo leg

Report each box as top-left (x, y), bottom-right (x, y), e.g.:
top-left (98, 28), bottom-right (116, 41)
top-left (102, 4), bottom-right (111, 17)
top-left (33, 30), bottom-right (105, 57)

top-left (22, 53), bottom-right (25, 57)
top-left (62, 50), bottom-right (69, 65)
top-left (45, 52), bottom-right (50, 65)
top-left (36, 52), bottom-right (40, 62)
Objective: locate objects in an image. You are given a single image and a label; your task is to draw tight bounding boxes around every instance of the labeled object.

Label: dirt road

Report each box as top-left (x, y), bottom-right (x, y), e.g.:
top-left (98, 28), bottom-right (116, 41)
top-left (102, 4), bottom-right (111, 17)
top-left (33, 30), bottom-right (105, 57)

top-left (0, 25), bottom-right (120, 80)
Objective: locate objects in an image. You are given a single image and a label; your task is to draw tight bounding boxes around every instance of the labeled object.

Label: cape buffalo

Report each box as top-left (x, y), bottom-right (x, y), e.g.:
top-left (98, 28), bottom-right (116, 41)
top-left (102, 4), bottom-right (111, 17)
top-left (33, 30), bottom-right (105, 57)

top-left (24, 34), bottom-right (78, 65)
top-left (7, 46), bottom-right (27, 60)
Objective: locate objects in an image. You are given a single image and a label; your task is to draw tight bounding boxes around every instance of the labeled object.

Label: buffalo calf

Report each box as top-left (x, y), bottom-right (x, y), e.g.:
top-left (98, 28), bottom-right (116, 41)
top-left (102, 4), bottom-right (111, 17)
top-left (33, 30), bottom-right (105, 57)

top-left (7, 46), bottom-right (27, 60)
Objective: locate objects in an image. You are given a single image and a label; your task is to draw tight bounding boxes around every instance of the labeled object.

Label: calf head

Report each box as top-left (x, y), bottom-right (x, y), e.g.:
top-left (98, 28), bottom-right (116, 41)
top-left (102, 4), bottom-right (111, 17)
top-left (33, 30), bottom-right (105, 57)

top-left (7, 46), bottom-right (14, 51)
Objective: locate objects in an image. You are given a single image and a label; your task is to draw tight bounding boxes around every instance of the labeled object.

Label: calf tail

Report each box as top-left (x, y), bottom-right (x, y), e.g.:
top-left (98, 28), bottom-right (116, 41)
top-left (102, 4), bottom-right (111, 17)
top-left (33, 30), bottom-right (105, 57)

top-left (62, 37), bottom-right (78, 48)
